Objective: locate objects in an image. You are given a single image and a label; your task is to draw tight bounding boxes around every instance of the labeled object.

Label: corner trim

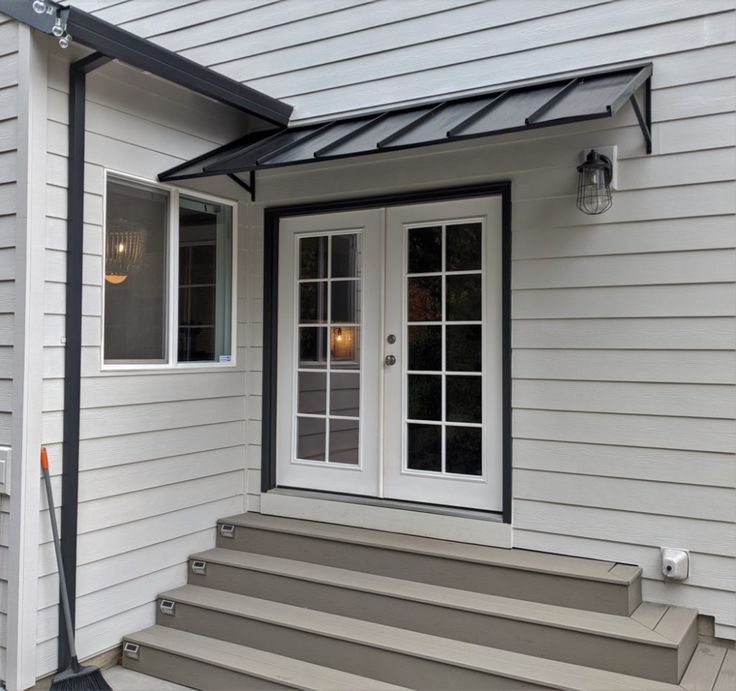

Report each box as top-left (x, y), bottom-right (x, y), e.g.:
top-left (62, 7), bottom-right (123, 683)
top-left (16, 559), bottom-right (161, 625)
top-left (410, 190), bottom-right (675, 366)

top-left (261, 182), bottom-right (512, 523)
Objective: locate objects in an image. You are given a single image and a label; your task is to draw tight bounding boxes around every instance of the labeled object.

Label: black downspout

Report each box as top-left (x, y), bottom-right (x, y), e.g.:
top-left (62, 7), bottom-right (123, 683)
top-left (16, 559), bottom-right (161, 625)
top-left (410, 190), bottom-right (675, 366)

top-left (59, 51), bottom-right (110, 671)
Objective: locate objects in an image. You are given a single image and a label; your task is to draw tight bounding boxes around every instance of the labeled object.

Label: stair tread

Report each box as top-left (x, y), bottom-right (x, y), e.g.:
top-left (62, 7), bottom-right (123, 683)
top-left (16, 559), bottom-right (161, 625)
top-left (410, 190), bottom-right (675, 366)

top-left (191, 547), bottom-right (693, 646)
top-left (219, 512), bottom-right (641, 584)
top-left (125, 625), bottom-right (410, 691)
top-left (158, 585), bottom-right (681, 691)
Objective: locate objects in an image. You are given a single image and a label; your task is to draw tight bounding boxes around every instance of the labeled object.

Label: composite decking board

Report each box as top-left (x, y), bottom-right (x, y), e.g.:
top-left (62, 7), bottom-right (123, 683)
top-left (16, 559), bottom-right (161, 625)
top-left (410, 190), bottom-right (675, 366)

top-left (187, 549), bottom-right (677, 646)
top-left (631, 602), bottom-right (670, 630)
top-left (219, 513), bottom-right (640, 583)
top-left (654, 605), bottom-right (700, 642)
top-left (124, 625), bottom-right (409, 691)
top-left (153, 586), bottom-right (680, 691)
top-left (712, 648), bottom-right (735, 691)
top-left (680, 643), bottom-right (728, 691)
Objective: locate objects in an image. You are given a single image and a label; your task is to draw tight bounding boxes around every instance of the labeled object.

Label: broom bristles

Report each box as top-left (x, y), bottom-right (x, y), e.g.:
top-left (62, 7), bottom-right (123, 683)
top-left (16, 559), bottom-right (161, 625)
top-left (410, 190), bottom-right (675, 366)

top-left (50, 659), bottom-right (112, 691)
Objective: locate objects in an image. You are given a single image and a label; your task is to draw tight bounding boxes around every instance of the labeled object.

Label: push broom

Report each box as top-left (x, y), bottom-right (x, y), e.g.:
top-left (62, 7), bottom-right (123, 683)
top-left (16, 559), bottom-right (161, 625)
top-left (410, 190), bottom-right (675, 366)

top-left (41, 447), bottom-right (112, 691)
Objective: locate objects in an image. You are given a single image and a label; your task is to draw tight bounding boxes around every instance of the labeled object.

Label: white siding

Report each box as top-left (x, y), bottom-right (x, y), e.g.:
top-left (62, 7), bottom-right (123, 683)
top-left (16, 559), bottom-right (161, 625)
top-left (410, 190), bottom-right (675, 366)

top-left (35, 51), bottom-right (252, 676)
top-left (55, 0), bottom-right (735, 645)
top-left (0, 13), bottom-right (18, 684)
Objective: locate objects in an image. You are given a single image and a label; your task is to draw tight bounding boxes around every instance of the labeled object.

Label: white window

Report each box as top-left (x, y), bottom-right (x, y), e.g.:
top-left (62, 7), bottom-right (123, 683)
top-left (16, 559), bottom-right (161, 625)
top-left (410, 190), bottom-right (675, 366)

top-left (103, 175), bottom-right (236, 367)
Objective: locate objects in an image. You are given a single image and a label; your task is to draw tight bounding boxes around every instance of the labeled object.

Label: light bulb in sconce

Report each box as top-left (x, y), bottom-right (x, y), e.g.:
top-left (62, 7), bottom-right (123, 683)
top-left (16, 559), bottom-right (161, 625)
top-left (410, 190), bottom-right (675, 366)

top-left (336, 328), bottom-right (343, 342)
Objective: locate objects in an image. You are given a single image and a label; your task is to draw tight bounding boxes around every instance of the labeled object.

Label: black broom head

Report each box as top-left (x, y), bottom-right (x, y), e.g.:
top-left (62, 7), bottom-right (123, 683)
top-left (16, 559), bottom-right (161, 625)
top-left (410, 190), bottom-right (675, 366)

top-left (50, 659), bottom-right (112, 691)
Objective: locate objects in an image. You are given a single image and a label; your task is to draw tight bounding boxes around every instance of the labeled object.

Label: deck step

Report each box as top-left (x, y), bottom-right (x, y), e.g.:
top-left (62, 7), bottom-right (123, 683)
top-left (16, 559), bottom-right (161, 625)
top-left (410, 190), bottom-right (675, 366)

top-left (216, 513), bottom-right (641, 614)
top-left (153, 584), bottom-right (682, 691)
top-left (123, 625), bottom-right (409, 691)
top-left (185, 548), bottom-right (696, 683)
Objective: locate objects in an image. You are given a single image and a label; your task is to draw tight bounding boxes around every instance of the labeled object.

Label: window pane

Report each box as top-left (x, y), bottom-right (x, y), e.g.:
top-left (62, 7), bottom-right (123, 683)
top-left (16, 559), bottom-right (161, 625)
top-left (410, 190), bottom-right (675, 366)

top-left (331, 326), bottom-right (359, 369)
top-left (297, 417), bottom-right (326, 461)
top-left (408, 276), bottom-right (442, 321)
top-left (331, 234), bottom-right (359, 278)
top-left (408, 375), bottom-right (442, 421)
top-left (446, 427), bottom-right (482, 475)
top-left (408, 226), bottom-right (442, 273)
top-left (300, 236), bottom-right (327, 279)
top-left (446, 274), bottom-right (481, 321)
top-left (331, 280), bottom-right (358, 323)
top-left (329, 419), bottom-right (359, 465)
top-left (330, 372), bottom-right (360, 417)
top-left (407, 424), bottom-right (441, 472)
top-left (298, 372), bottom-right (326, 415)
top-left (446, 325), bottom-right (482, 371)
top-left (104, 179), bottom-right (168, 362)
top-left (299, 282), bottom-right (327, 323)
top-left (408, 325), bottom-right (442, 371)
top-left (446, 376), bottom-right (482, 423)
top-left (299, 327), bottom-right (327, 368)
top-left (178, 195), bottom-right (232, 363)
top-left (446, 223), bottom-right (482, 271)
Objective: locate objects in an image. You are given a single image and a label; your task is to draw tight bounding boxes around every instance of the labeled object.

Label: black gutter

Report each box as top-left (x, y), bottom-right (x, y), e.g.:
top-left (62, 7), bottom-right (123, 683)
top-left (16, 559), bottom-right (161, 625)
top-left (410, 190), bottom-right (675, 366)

top-left (58, 50), bottom-right (111, 671)
top-left (0, 0), bottom-right (292, 126)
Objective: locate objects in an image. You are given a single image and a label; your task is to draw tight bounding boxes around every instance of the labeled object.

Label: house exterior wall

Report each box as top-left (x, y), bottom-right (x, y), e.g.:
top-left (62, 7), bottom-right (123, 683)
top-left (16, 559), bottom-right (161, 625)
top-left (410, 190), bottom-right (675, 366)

top-left (32, 48), bottom-right (255, 677)
top-left (3, 0), bottom-right (734, 684)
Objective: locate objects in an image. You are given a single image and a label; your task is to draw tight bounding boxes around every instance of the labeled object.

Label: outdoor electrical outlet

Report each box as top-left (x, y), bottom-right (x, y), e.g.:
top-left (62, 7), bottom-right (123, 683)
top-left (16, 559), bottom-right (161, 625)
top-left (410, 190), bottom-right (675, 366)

top-left (661, 548), bottom-right (689, 581)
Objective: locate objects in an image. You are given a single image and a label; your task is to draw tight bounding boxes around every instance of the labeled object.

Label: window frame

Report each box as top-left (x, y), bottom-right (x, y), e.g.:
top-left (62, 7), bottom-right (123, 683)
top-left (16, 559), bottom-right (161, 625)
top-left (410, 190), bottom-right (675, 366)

top-left (101, 170), bottom-right (238, 371)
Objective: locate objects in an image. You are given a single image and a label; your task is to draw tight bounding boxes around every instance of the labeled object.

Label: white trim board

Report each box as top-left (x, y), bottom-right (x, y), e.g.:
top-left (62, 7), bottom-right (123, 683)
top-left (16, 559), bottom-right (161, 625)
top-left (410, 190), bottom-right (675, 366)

top-left (259, 490), bottom-right (512, 548)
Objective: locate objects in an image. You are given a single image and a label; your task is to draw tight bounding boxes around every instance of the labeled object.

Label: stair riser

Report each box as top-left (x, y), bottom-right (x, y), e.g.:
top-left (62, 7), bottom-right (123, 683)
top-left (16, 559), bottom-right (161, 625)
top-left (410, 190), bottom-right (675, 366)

top-left (188, 564), bottom-right (680, 683)
top-left (216, 528), bottom-right (640, 615)
top-left (157, 602), bottom-right (549, 690)
top-left (122, 644), bottom-right (293, 690)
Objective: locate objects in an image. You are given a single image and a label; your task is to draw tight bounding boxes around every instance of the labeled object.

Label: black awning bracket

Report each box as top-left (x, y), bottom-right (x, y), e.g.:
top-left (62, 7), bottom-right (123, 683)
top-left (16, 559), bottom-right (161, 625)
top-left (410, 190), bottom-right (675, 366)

top-left (629, 78), bottom-right (653, 154)
top-left (228, 171), bottom-right (256, 202)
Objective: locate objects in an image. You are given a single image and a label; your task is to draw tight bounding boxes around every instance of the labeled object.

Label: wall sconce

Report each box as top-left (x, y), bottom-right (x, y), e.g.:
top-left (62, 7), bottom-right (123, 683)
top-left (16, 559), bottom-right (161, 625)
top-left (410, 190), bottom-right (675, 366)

top-left (576, 149), bottom-right (613, 215)
top-left (105, 219), bottom-right (146, 285)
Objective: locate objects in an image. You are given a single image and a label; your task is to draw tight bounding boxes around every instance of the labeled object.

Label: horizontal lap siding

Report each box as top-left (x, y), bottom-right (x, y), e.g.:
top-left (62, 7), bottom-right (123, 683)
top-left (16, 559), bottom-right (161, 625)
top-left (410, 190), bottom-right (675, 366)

top-left (0, 14), bottom-right (18, 684)
top-left (35, 54), bottom-right (249, 677)
top-left (69, 0), bottom-right (736, 641)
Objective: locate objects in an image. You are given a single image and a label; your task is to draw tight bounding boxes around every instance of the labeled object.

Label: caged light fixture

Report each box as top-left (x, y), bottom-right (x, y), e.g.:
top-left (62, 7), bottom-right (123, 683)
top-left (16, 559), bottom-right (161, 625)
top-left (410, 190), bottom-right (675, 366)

top-left (576, 149), bottom-right (613, 215)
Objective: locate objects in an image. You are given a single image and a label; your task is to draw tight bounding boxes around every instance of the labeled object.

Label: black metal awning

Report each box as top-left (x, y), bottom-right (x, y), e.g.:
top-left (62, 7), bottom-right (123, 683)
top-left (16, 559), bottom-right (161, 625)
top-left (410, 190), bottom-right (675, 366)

top-left (159, 63), bottom-right (653, 196)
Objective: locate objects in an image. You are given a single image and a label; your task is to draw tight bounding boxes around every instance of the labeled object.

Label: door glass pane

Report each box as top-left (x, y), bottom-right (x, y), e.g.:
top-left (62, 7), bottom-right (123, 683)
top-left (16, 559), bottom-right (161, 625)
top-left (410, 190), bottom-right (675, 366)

top-left (408, 226), bottom-right (442, 273)
top-left (446, 325), bottom-right (482, 371)
top-left (446, 222), bottom-right (482, 271)
top-left (297, 417), bottom-right (326, 461)
top-left (408, 326), bottom-right (442, 371)
top-left (407, 424), bottom-right (442, 471)
top-left (299, 327), bottom-right (327, 368)
top-left (446, 274), bottom-right (481, 321)
top-left (298, 372), bottom-right (326, 415)
top-left (104, 179), bottom-right (169, 363)
top-left (330, 372), bottom-right (360, 417)
top-left (300, 236), bottom-right (327, 279)
top-left (408, 375), bottom-right (442, 421)
top-left (331, 280), bottom-right (358, 323)
top-left (446, 427), bottom-right (482, 475)
top-left (408, 276), bottom-right (442, 321)
top-left (331, 326), bottom-right (359, 368)
top-left (299, 283), bottom-right (327, 323)
top-left (329, 419), bottom-right (359, 465)
top-left (446, 376), bottom-right (482, 423)
top-left (332, 234), bottom-right (359, 277)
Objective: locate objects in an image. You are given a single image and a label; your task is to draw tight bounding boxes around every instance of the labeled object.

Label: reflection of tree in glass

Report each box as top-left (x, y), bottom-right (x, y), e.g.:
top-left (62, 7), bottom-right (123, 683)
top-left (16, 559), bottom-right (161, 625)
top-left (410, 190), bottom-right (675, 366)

top-left (447, 223), bottom-right (482, 271)
top-left (408, 276), bottom-right (442, 321)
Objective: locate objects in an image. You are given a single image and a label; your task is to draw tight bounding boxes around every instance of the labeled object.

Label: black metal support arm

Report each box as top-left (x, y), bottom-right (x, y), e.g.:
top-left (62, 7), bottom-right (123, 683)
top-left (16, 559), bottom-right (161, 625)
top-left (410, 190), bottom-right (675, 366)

top-left (629, 82), bottom-right (653, 154)
top-left (228, 171), bottom-right (256, 202)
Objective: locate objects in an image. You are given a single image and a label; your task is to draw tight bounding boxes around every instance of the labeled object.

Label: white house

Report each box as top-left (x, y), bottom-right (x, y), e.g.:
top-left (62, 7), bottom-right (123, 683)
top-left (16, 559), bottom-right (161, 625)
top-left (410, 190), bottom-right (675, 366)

top-left (0, 1), bottom-right (734, 689)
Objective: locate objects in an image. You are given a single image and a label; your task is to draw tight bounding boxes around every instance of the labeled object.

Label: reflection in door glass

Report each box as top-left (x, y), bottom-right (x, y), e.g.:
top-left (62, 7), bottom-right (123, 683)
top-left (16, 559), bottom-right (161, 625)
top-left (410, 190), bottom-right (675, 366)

top-left (296, 233), bottom-right (361, 465)
top-left (405, 221), bottom-right (484, 477)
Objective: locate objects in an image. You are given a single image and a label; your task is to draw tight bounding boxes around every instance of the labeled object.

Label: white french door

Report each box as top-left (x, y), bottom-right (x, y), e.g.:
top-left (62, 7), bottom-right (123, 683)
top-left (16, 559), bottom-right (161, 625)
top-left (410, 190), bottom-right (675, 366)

top-left (276, 197), bottom-right (503, 511)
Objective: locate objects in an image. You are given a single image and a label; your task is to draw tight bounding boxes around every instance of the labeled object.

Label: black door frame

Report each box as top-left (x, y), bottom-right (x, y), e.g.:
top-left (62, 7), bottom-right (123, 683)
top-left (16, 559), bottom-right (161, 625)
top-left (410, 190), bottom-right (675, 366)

top-left (261, 182), bottom-right (512, 523)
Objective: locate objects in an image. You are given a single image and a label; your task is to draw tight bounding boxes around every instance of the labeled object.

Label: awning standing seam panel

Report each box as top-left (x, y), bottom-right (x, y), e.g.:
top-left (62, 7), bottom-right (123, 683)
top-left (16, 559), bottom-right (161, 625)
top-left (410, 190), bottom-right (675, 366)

top-left (159, 63), bottom-right (652, 182)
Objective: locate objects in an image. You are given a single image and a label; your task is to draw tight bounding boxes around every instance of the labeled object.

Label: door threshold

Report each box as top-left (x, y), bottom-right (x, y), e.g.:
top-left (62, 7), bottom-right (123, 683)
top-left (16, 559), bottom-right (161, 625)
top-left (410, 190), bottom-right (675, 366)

top-left (259, 487), bottom-right (512, 548)
top-left (273, 487), bottom-right (503, 521)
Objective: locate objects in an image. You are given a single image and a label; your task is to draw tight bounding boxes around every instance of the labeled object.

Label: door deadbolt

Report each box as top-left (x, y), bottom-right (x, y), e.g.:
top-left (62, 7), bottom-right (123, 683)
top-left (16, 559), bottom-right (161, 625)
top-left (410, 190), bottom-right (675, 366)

top-left (384, 354), bottom-right (397, 366)
top-left (387, 334), bottom-right (396, 344)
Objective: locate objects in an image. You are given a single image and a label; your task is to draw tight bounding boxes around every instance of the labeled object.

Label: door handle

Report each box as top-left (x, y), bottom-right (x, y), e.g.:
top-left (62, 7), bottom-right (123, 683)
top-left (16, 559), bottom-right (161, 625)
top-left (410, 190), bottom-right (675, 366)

top-left (384, 354), bottom-right (396, 366)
